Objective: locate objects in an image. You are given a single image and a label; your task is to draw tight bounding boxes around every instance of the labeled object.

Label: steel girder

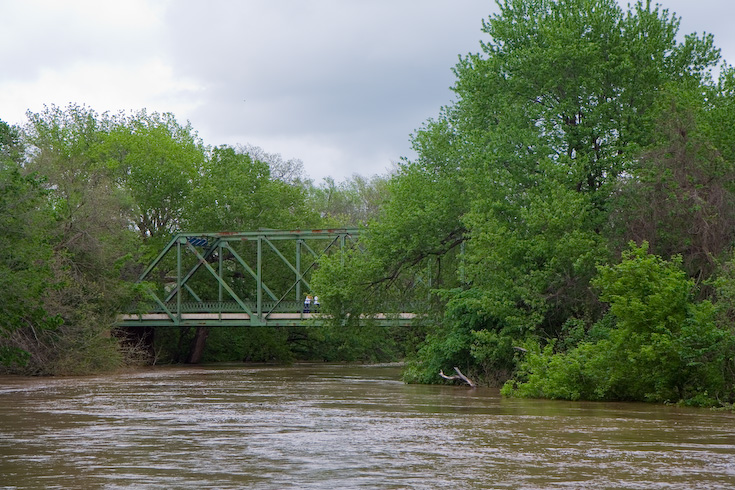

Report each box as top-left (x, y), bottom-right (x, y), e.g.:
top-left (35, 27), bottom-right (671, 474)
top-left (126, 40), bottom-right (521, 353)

top-left (119, 228), bottom-right (371, 328)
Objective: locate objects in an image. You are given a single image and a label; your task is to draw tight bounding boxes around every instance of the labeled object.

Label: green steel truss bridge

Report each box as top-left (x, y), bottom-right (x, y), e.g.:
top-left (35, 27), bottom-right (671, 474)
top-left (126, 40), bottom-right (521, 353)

top-left (118, 228), bottom-right (416, 328)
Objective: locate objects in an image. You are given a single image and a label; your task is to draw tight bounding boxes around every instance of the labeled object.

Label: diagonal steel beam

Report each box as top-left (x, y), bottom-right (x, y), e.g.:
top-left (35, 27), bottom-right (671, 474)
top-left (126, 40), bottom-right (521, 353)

top-left (262, 235), bottom-right (345, 317)
top-left (136, 234), bottom-right (180, 283)
top-left (222, 242), bottom-right (278, 301)
top-left (183, 240), bottom-right (254, 317)
top-left (165, 239), bottom-right (220, 303)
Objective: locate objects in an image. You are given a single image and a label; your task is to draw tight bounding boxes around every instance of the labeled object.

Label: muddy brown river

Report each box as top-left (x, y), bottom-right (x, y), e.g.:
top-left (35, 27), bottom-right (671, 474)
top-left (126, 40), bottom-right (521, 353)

top-left (0, 364), bottom-right (734, 489)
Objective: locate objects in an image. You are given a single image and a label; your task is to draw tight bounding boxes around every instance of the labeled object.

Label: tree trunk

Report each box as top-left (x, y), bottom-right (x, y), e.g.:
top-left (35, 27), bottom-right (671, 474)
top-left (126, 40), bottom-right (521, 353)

top-left (187, 326), bottom-right (210, 364)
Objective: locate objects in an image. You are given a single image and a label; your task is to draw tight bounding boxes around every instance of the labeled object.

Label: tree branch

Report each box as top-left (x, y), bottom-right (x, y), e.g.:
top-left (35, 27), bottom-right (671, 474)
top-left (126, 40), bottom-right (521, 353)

top-left (369, 228), bottom-right (467, 289)
top-left (439, 366), bottom-right (476, 387)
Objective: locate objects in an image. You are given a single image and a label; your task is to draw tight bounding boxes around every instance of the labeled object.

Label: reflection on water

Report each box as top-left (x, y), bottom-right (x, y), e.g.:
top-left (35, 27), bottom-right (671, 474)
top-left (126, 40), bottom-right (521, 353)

top-left (1, 364), bottom-right (734, 489)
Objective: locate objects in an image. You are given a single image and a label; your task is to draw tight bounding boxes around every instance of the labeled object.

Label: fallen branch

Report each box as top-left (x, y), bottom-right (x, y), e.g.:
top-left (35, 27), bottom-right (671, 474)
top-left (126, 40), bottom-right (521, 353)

top-left (439, 367), bottom-right (476, 388)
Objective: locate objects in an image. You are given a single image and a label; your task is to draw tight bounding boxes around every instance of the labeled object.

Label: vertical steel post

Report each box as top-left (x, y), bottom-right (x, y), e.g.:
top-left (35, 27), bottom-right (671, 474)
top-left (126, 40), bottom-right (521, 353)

top-left (296, 239), bottom-right (302, 302)
top-left (257, 235), bottom-right (263, 320)
top-left (218, 240), bottom-right (223, 317)
top-left (176, 237), bottom-right (183, 325)
top-left (340, 233), bottom-right (346, 267)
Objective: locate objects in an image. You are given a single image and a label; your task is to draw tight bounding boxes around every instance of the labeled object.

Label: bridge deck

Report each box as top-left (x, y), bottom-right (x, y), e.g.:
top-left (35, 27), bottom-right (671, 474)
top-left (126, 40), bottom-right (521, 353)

top-left (118, 312), bottom-right (416, 328)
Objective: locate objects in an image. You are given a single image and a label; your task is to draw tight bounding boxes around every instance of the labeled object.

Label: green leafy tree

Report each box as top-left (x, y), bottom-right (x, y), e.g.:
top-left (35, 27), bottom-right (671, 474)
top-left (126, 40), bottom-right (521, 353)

top-left (108, 110), bottom-right (205, 241)
top-left (184, 145), bottom-right (316, 231)
top-left (19, 105), bottom-right (139, 374)
top-left (307, 174), bottom-right (391, 227)
top-left (24, 105), bottom-right (132, 260)
top-left (316, 0), bottom-right (725, 386)
top-left (445, 0), bottom-right (717, 337)
top-left (0, 120), bottom-right (56, 368)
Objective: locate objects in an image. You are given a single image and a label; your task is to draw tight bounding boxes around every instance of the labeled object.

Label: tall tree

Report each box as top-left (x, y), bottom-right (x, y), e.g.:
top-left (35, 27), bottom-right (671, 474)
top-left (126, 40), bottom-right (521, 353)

top-left (307, 174), bottom-right (391, 227)
top-left (19, 105), bottom-right (138, 374)
top-left (0, 120), bottom-right (55, 368)
top-left (108, 110), bottom-right (205, 241)
top-left (24, 105), bottom-right (132, 261)
top-left (317, 0), bottom-right (725, 387)
top-left (184, 145), bottom-right (316, 232)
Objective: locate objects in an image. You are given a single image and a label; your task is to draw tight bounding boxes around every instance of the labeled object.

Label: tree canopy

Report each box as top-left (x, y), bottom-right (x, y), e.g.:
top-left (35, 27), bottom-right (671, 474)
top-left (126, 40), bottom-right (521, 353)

top-left (313, 0), bottom-right (735, 406)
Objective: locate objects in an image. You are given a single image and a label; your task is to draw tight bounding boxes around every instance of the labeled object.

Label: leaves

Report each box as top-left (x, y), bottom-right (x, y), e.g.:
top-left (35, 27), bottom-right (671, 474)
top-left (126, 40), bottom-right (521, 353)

top-left (506, 243), bottom-right (733, 405)
top-left (108, 110), bottom-right (206, 239)
top-left (311, 0), bottom-right (735, 402)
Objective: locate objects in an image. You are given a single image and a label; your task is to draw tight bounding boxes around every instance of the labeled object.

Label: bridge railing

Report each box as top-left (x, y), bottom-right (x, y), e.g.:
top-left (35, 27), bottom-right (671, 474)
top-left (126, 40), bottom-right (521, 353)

top-left (130, 300), bottom-right (426, 315)
top-left (119, 303), bottom-right (422, 328)
top-left (141, 300), bottom-right (305, 314)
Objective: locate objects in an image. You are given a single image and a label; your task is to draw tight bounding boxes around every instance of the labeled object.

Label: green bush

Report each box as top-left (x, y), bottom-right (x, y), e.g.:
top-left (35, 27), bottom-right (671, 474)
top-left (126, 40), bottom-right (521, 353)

top-left (503, 243), bottom-right (734, 406)
top-left (404, 288), bottom-right (519, 386)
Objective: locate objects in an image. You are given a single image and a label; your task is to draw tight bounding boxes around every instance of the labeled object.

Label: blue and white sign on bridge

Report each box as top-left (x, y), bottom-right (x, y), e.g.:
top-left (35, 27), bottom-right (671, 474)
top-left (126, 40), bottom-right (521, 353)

top-left (187, 237), bottom-right (209, 247)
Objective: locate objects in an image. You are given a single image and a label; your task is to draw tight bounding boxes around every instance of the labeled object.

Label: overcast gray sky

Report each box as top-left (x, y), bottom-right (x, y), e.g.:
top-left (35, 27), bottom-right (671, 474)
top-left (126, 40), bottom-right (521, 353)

top-left (1, 1), bottom-right (733, 182)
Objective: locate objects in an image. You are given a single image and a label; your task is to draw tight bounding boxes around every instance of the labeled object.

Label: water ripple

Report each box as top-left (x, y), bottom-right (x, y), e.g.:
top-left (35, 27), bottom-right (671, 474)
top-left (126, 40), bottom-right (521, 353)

top-left (1, 365), bottom-right (734, 489)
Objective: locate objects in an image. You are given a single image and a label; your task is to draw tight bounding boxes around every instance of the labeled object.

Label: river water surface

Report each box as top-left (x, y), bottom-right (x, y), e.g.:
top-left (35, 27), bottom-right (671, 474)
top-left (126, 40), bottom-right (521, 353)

top-left (1, 364), bottom-right (734, 489)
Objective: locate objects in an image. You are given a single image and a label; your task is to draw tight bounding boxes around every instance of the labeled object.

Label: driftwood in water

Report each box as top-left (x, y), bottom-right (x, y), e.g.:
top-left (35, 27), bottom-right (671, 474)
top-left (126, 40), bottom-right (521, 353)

top-left (439, 367), bottom-right (476, 388)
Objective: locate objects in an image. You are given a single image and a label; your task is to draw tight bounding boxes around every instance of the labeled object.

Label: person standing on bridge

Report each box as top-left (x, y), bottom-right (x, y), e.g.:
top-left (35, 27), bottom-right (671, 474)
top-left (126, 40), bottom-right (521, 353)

top-left (304, 295), bottom-right (312, 313)
top-left (313, 295), bottom-right (319, 312)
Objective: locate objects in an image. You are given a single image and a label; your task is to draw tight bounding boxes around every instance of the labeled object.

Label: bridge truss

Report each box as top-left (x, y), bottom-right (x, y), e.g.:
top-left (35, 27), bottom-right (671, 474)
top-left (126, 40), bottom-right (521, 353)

top-left (118, 228), bottom-right (414, 328)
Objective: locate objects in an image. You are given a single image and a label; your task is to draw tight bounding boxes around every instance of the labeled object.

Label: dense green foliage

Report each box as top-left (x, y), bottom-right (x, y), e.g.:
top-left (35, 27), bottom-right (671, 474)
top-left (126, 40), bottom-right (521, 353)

top-left (311, 0), bottom-right (735, 407)
top-left (502, 243), bottom-right (734, 405)
top-left (0, 121), bottom-right (55, 368)
top-left (0, 101), bottom-right (394, 373)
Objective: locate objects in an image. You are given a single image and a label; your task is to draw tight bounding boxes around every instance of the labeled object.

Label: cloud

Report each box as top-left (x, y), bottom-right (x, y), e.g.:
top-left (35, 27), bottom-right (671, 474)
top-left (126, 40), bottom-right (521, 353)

top-left (0, 58), bottom-right (203, 126)
top-left (3, 0), bottom-right (494, 181)
top-left (0, 0), bottom-right (178, 122)
top-left (1, 0), bottom-right (167, 79)
top-left (2, 0), bottom-right (733, 182)
top-left (153, 0), bottom-right (493, 180)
